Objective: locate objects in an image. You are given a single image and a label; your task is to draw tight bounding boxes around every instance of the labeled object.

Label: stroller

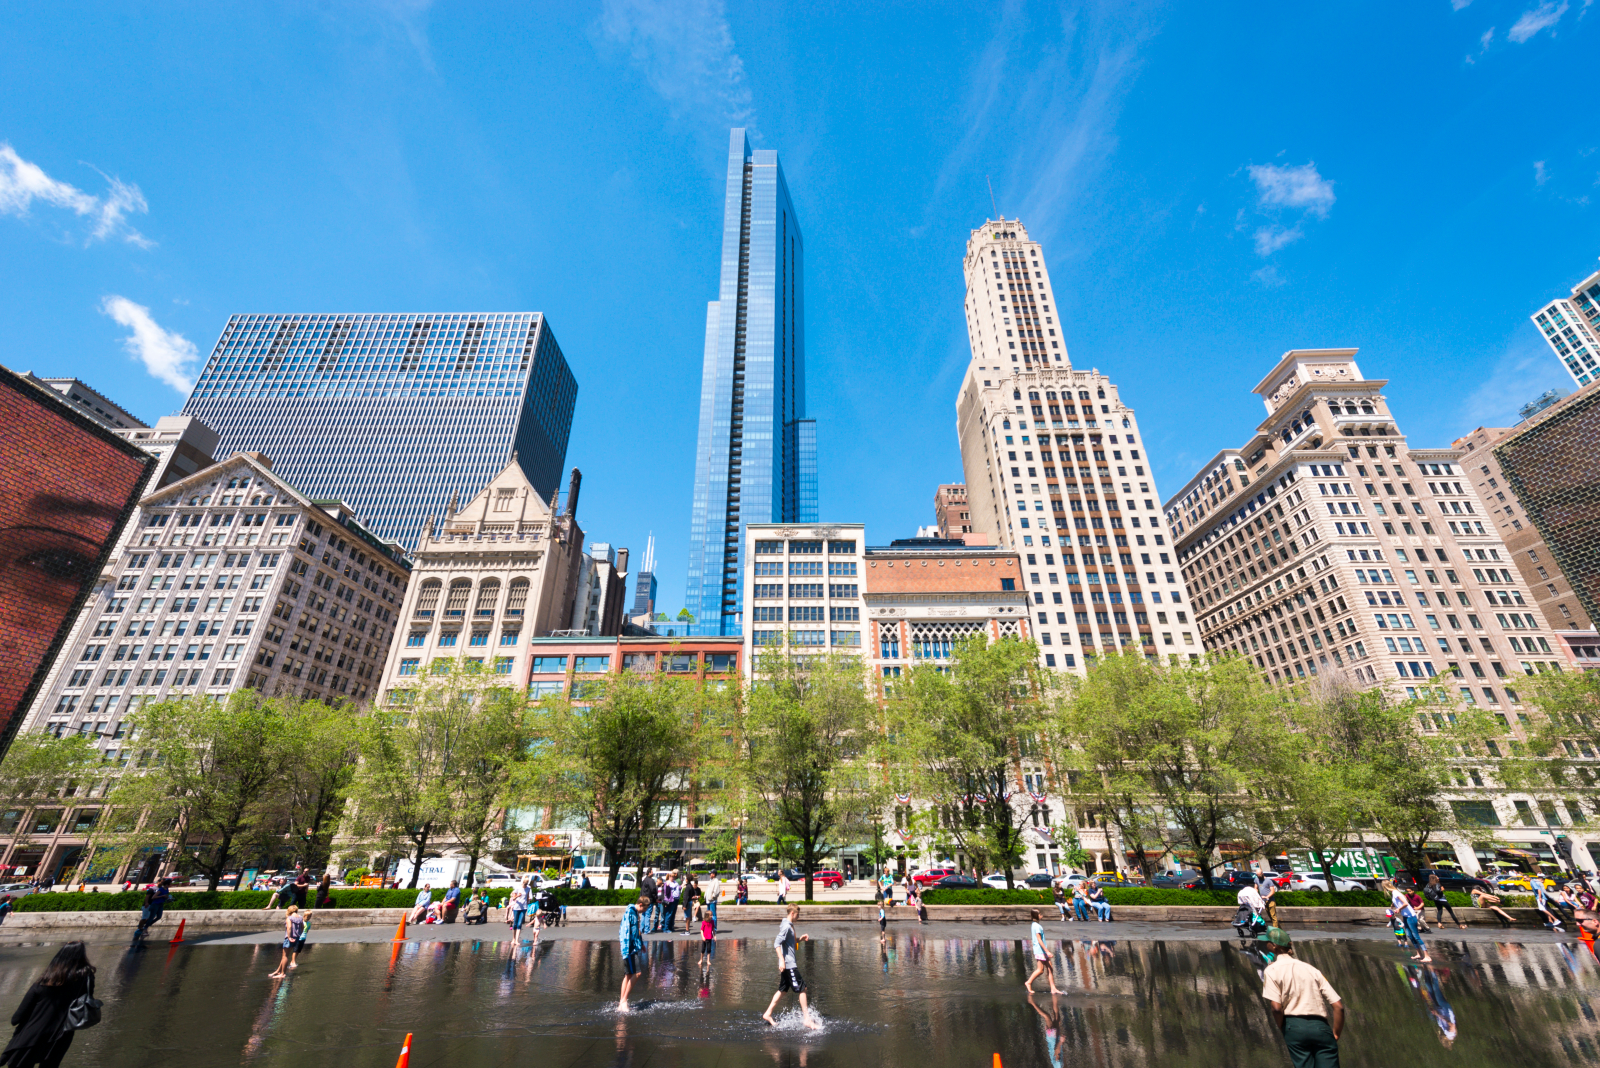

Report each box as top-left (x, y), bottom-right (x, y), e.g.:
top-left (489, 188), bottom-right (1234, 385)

top-left (1232, 903), bottom-right (1268, 940)
top-left (535, 888), bottom-right (563, 928)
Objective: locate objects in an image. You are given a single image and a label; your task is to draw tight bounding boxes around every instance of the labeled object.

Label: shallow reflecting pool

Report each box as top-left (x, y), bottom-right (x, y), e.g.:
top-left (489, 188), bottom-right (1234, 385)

top-left (1, 932), bottom-right (1598, 1066)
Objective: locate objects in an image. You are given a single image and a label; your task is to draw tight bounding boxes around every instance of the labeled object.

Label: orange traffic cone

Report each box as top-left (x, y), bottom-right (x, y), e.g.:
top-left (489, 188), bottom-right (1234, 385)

top-left (168, 918), bottom-right (186, 944)
top-left (393, 913), bottom-right (407, 942)
top-left (394, 1032), bottom-right (412, 1068)
top-left (993, 1055), bottom-right (1002, 1068)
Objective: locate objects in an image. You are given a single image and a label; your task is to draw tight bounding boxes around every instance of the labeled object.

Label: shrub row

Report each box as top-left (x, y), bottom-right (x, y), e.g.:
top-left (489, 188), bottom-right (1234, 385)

top-left (550, 888), bottom-right (639, 907)
top-left (15, 887), bottom-right (514, 913)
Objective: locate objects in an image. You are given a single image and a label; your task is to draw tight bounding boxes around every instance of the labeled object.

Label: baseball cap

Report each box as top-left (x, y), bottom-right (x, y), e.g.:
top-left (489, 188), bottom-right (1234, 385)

top-left (1257, 926), bottom-right (1292, 948)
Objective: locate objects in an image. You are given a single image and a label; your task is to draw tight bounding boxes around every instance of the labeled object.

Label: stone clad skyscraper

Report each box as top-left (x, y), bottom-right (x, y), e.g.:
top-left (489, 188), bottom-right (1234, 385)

top-left (685, 129), bottom-right (815, 636)
top-left (954, 218), bottom-right (1193, 672)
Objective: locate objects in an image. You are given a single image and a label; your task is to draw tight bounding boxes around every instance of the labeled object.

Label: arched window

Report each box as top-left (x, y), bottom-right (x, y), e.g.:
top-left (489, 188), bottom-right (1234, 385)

top-left (475, 579), bottom-right (501, 617)
top-left (505, 579), bottom-right (530, 616)
top-left (443, 579), bottom-right (471, 617)
top-left (414, 579), bottom-right (441, 617)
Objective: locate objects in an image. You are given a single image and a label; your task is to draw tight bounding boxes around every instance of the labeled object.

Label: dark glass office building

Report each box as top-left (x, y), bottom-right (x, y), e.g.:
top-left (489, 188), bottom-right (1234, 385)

top-left (685, 129), bottom-right (817, 636)
top-left (183, 312), bottom-right (576, 549)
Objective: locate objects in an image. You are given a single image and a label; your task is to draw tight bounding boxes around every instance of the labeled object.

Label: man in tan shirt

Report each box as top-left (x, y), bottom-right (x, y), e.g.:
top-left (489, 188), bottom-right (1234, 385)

top-left (1258, 927), bottom-right (1343, 1068)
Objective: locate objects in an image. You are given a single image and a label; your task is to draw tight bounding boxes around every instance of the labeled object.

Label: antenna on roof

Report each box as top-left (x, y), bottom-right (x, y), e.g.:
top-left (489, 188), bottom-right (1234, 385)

top-left (986, 176), bottom-right (999, 221)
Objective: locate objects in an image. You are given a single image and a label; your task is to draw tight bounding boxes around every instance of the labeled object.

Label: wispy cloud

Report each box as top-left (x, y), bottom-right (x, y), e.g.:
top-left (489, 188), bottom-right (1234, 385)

top-left (1239, 161), bottom-right (1335, 264)
top-left (1452, 0), bottom-right (1474, 9)
top-left (597, 0), bottom-right (753, 128)
top-left (931, 3), bottom-right (1159, 254)
top-left (1459, 330), bottom-right (1571, 430)
top-left (1508, 1), bottom-right (1568, 41)
top-left (0, 143), bottom-right (151, 247)
top-left (101, 296), bottom-right (198, 392)
top-left (1253, 225), bottom-right (1303, 255)
top-left (1466, 26), bottom-right (1494, 62)
top-left (1248, 162), bottom-right (1336, 218)
top-left (1535, 160), bottom-right (1550, 185)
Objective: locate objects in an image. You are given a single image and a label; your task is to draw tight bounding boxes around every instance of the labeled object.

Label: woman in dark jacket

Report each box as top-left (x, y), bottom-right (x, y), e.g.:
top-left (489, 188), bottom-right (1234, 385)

top-left (1, 941), bottom-right (94, 1068)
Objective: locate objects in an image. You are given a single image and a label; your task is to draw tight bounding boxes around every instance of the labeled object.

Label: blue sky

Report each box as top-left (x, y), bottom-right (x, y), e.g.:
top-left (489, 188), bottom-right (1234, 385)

top-left (3, 1), bottom-right (1596, 616)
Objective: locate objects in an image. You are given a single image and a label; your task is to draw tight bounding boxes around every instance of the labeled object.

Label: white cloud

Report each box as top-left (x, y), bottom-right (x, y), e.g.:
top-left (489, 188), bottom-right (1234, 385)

top-left (597, 0), bottom-right (753, 127)
top-left (1251, 264), bottom-right (1287, 288)
top-left (1508, 1), bottom-right (1568, 41)
top-left (0, 143), bottom-right (151, 246)
top-left (1247, 162), bottom-right (1336, 218)
top-left (100, 296), bottom-right (198, 392)
top-left (1459, 331), bottom-right (1571, 430)
top-left (1253, 225), bottom-right (1303, 256)
top-left (1535, 160), bottom-right (1550, 184)
top-left (1452, 0), bottom-right (1473, 9)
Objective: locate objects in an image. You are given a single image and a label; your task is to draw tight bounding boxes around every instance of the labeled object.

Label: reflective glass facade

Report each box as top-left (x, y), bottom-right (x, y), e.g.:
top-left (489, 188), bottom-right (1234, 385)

top-left (183, 312), bottom-right (575, 550)
top-left (686, 129), bottom-right (816, 636)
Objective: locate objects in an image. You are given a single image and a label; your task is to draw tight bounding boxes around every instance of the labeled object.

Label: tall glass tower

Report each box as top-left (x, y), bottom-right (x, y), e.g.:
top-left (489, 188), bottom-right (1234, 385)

top-left (183, 312), bottom-right (576, 549)
top-left (686, 129), bottom-right (815, 636)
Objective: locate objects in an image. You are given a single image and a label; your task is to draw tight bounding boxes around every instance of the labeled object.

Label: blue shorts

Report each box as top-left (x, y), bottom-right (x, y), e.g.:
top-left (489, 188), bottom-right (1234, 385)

top-left (622, 948), bottom-right (643, 976)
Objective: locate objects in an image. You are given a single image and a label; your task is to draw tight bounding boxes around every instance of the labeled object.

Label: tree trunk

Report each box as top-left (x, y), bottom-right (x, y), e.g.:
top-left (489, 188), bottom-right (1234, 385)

top-left (406, 823), bottom-right (431, 889)
top-left (1317, 847), bottom-right (1337, 893)
top-left (209, 831), bottom-right (233, 893)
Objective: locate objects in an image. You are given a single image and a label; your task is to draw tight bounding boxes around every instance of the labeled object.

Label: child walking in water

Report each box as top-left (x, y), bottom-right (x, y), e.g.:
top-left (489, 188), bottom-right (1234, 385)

top-left (698, 907), bottom-right (716, 980)
top-left (764, 905), bottom-right (821, 1029)
top-left (1024, 909), bottom-right (1061, 994)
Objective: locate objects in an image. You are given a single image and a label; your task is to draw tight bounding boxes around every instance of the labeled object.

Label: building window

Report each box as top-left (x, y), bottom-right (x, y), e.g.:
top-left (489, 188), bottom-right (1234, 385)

top-left (397, 658), bottom-right (419, 676)
top-left (530, 656), bottom-right (567, 673)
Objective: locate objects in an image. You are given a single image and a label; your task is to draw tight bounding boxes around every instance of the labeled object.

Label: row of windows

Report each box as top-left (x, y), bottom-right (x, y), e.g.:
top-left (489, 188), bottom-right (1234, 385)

top-left (752, 631), bottom-right (860, 647)
top-left (526, 652), bottom-right (739, 674)
top-left (753, 540), bottom-right (857, 555)
top-left (751, 584), bottom-right (860, 599)
top-left (751, 561), bottom-right (857, 576)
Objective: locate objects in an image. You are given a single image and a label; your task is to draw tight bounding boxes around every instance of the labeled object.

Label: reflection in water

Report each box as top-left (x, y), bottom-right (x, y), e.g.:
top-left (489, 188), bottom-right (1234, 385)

top-left (0, 934), bottom-right (1597, 1065)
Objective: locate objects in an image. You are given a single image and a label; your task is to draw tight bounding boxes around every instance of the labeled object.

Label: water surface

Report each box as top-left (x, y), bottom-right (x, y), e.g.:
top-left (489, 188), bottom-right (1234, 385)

top-left (0, 932), bottom-right (1595, 1066)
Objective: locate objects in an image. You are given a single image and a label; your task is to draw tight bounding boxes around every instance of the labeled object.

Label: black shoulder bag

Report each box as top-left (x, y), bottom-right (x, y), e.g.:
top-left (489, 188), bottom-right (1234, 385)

top-left (63, 974), bottom-right (102, 1032)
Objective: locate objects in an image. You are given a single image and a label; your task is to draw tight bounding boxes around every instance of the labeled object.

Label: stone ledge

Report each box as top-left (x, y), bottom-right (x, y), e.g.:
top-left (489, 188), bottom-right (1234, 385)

top-left (0, 903), bottom-right (1548, 930)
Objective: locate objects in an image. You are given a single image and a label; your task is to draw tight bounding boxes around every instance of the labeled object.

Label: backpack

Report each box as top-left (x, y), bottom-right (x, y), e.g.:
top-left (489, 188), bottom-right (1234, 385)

top-left (63, 975), bottom-right (102, 1033)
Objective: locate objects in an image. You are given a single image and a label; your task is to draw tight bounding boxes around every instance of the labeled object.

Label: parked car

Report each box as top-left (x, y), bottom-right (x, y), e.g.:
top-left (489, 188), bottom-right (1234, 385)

top-left (912, 867), bottom-right (959, 886)
top-left (1392, 868), bottom-right (1494, 895)
top-left (812, 870), bottom-right (846, 889)
top-left (1150, 869), bottom-right (1202, 889)
top-left (1023, 873), bottom-right (1055, 888)
top-left (1283, 871), bottom-right (1367, 893)
top-left (931, 874), bottom-right (980, 889)
top-left (1088, 871), bottom-right (1146, 887)
top-left (1181, 869), bottom-right (1265, 891)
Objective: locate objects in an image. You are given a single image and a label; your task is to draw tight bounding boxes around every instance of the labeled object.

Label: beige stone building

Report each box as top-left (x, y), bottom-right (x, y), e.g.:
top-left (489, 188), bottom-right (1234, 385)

top-left (1168, 349), bottom-right (1565, 694)
top-left (1454, 423), bottom-right (1593, 638)
top-left (6, 451), bottom-right (411, 883)
top-left (955, 218), bottom-right (1194, 672)
top-left (377, 460), bottom-right (586, 697)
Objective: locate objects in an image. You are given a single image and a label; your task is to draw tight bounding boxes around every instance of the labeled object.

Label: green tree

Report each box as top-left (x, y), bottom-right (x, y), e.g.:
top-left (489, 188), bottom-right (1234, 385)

top-left (348, 671), bottom-right (476, 889)
top-left (258, 698), bottom-right (363, 872)
top-left (1058, 653), bottom-right (1273, 889)
top-left (110, 691), bottom-right (300, 891)
top-left (742, 649), bottom-right (879, 900)
top-left (0, 733), bottom-right (105, 879)
top-left (443, 680), bottom-right (540, 889)
top-left (1360, 680), bottom-right (1492, 878)
top-left (1058, 652), bottom-right (1182, 882)
top-left (703, 827), bottom-right (739, 868)
top-left (887, 634), bottom-right (1046, 888)
top-left (529, 668), bottom-right (715, 889)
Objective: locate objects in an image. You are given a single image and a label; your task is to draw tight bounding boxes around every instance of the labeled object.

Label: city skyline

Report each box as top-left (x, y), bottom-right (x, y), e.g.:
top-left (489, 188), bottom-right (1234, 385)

top-left (2, 3), bottom-right (1593, 616)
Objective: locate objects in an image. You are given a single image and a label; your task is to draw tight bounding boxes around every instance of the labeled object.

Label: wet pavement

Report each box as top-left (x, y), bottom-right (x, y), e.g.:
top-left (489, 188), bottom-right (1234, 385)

top-left (0, 924), bottom-right (1594, 1065)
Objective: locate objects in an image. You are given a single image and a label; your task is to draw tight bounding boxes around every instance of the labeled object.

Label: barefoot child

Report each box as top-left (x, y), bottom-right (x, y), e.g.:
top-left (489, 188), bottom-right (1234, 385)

top-left (764, 905), bottom-right (821, 1029)
top-left (1024, 909), bottom-right (1061, 994)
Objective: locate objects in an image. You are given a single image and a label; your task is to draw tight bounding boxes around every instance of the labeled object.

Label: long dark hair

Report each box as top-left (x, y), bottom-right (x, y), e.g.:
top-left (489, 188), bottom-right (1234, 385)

top-left (40, 942), bottom-right (94, 987)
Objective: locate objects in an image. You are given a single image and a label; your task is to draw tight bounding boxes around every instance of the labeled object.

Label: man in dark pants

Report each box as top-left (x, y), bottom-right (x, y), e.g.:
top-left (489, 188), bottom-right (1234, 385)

top-left (1259, 927), bottom-right (1344, 1068)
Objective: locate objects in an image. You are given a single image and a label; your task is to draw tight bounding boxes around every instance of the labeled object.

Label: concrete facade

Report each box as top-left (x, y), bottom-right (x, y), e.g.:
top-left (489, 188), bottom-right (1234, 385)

top-left (5, 452), bottom-right (410, 883)
top-left (955, 222), bottom-right (1193, 674)
top-left (1456, 422), bottom-right (1594, 636)
top-left (742, 523), bottom-right (866, 665)
top-left (377, 460), bottom-right (586, 699)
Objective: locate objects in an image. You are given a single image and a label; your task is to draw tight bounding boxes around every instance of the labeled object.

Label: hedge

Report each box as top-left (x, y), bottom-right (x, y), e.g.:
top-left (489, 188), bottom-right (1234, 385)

top-left (15, 887), bottom-right (513, 912)
top-left (550, 888), bottom-right (639, 907)
top-left (918, 887), bottom-right (1526, 909)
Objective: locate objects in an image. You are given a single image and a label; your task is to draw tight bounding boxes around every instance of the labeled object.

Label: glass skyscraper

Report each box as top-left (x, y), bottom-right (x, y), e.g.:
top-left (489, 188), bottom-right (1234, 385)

top-left (183, 312), bottom-right (576, 549)
top-left (685, 129), bottom-right (816, 636)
